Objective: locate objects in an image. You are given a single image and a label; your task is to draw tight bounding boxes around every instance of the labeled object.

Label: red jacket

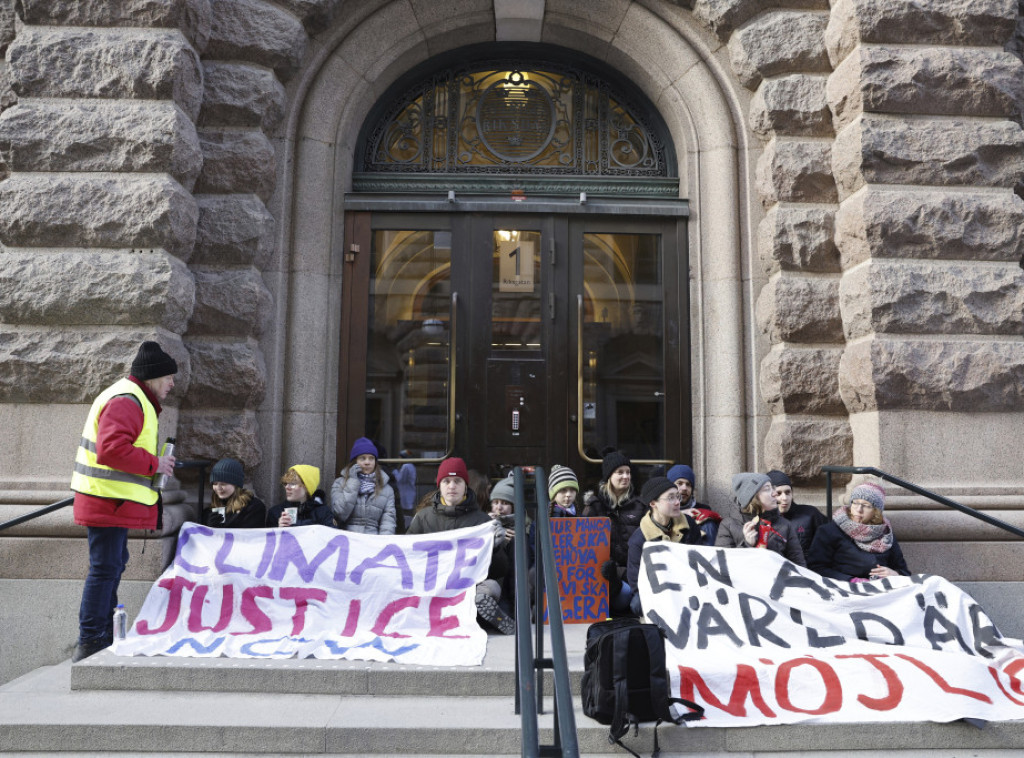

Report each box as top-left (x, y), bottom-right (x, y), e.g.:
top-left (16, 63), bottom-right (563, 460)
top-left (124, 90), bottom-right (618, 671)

top-left (73, 377), bottom-right (163, 530)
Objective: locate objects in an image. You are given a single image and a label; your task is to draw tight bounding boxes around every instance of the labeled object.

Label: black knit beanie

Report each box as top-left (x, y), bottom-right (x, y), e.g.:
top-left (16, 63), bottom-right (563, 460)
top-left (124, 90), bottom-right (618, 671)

top-left (640, 476), bottom-right (676, 505)
top-left (130, 341), bottom-right (178, 381)
top-left (602, 450), bottom-right (631, 482)
top-left (767, 469), bottom-right (792, 489)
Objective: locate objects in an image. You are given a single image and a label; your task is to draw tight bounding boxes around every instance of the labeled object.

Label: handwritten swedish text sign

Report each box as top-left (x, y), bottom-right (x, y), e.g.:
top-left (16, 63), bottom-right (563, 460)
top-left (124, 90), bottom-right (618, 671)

top-left (545, 517), bottom-right (610, 624)
top-left (639, 544), bottom-right (1024, 726)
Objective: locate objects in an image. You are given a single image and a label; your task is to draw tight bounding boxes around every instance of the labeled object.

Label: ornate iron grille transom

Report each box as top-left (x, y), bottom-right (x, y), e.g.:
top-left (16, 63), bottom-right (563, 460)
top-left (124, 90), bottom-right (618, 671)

top-left (361, 60), bottom-right (670, 179)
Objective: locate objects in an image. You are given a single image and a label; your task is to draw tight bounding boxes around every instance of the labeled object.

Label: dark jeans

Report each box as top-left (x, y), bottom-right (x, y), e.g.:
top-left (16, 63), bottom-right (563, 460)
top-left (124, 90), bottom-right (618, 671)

top-left (77, 526), bottom-right (129, 645)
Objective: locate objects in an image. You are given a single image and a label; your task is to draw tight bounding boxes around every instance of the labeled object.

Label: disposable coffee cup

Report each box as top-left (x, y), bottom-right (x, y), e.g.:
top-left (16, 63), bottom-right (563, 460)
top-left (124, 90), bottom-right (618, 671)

top-left (285, 507), bottom-right (298, 522)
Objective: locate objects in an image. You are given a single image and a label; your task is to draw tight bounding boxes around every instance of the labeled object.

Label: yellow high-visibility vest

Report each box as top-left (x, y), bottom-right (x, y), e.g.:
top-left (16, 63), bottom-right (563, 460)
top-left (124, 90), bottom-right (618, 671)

top-left (71, 378), bottom-right (158, 505)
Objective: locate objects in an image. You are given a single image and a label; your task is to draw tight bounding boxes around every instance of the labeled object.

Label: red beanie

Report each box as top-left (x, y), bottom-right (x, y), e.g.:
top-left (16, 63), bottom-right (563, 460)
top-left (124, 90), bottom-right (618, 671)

top-left (436, 457), bottom-right (468, 487)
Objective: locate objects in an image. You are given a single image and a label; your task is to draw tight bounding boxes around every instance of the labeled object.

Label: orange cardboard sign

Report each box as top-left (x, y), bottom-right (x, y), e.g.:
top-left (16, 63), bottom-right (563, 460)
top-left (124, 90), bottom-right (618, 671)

top-left (543, 517), bottom-right (610, 624)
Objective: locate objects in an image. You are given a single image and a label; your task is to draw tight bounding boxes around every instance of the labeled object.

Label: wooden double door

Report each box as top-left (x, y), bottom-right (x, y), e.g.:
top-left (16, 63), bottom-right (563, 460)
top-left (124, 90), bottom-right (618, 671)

top-left (337, 210), bottom-right (690, 483)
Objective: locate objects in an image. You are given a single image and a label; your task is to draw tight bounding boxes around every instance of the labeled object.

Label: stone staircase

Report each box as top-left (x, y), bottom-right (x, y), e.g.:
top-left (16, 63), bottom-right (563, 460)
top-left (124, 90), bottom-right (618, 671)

top-left (3, 622), bottom-right (1024, 756)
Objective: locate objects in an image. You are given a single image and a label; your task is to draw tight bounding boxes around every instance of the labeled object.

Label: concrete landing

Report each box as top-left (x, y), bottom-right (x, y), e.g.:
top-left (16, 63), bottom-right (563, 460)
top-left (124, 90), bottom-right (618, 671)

top-left (3, 624), bottom-right (1024, 756)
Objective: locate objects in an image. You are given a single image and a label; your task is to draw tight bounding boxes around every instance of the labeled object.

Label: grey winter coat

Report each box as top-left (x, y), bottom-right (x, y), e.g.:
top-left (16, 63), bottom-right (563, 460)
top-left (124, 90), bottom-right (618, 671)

top-left (331, 466), bottom-right (397, 534)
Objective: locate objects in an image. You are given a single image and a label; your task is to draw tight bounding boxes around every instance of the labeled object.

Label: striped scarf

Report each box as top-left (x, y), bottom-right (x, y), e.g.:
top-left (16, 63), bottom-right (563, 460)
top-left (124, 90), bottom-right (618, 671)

top-left (834, 509), bottom-right (893, 554)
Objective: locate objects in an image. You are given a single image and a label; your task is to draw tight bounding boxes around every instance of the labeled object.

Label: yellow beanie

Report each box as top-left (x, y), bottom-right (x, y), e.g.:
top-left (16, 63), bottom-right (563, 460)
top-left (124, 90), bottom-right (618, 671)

top-left (289, 465), bottom-right (320, 497)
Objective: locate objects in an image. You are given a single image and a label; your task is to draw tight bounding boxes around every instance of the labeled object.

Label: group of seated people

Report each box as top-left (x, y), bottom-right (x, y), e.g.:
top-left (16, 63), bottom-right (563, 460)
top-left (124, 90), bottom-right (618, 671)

top-left (199, 441), bottom-right (910, 632)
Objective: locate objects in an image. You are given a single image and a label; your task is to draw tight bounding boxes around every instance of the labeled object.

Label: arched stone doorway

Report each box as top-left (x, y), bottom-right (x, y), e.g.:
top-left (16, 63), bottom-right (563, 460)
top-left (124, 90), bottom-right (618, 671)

top-left (270, 4), bottom-right (756, 504)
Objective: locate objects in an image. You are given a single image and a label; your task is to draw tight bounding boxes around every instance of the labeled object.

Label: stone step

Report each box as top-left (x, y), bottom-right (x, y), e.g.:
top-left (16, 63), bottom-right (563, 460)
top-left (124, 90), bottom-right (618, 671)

top-left (66, 622), bottom-right (586, 695)
top-left (3, 660), bottom-right (1024, 755)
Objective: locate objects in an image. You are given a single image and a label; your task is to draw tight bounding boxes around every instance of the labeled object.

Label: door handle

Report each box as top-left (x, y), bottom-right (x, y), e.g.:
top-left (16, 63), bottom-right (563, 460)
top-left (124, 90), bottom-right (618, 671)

top-left (444, 291), bottom-right (458, 458)
top-left (576, 295), bottom-right (600, 464)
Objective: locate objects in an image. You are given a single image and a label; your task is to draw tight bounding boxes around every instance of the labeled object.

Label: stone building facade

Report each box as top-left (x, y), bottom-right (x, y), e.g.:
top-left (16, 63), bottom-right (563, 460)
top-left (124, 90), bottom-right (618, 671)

top-left (1, 0), bottom-right (1023, 678)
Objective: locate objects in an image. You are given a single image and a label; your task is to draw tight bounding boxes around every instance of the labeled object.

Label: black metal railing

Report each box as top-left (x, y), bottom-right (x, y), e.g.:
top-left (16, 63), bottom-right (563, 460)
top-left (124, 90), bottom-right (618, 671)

top-left (822, 465), bottom-right (1024, 540)
top-left (0, 496), bottom-right (74, 533)
top-left (512, 466), bottom-right (579, 758)
top-left (0, 460), bottom-right (213, 534)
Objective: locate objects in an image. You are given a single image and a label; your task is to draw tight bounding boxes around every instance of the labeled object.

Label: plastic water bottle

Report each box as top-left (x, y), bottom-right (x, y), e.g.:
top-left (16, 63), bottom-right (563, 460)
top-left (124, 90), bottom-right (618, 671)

top-left (152, 437), bottom-right (175, 490)
top-left (113, 604), bottom-right (127, 651)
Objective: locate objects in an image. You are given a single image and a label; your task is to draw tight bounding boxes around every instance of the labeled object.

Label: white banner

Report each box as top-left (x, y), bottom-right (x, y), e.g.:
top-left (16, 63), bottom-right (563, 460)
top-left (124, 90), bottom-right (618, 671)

top-left (638, 544), bottom-right (1024, 726)
top-left (117, 522), bottom-right (494, 666)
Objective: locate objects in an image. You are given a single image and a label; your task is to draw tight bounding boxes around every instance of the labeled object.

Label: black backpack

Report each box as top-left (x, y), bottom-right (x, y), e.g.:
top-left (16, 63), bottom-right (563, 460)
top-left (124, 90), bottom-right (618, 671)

top-left (581, 617), bottom-right (704, 758)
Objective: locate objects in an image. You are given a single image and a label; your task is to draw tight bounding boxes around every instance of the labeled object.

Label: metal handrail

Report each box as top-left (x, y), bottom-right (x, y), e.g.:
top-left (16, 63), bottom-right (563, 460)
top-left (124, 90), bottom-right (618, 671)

top-left (0, 459), bottom-right (214, 534)
top-left (822, 465), bottom-right (1024, 540)
top-left (0, 496), bottom-right (73, 532)
top-left (512, 466), bottom-right (580, 758)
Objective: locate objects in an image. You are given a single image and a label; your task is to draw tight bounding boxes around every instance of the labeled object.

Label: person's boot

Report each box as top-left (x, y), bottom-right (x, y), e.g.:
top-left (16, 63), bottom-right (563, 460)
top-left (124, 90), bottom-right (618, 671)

top-left (71, 638), bottom-right (109, 663)
top-left (476, 591), bottom-right (516, 635)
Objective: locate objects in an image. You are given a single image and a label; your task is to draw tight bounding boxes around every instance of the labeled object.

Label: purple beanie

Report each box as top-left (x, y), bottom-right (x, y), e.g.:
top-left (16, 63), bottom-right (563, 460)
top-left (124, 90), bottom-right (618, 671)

top-left (349, 437), bottom-right (378, 460)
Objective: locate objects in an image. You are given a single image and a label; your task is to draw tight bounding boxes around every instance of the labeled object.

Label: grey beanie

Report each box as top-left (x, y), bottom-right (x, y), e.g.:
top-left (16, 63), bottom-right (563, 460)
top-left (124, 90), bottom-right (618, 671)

top-left (732, 472), bottom-right (771, 512)
top-left (490, 474), bottom-right (516, 504)
top-left (210, 458), bottom-right (244, 488)
top-left (850, 482), bottom-right (885, 512)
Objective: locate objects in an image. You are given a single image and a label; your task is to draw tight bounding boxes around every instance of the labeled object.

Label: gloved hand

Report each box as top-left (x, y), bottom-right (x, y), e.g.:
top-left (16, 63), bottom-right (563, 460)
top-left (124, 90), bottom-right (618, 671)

top-left (490, 517), bottom-right (508, 547)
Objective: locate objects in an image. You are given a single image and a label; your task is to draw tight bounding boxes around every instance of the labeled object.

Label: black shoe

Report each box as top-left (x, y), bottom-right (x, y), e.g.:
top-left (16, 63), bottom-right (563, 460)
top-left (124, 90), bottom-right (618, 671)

top-left (71, 638), bottom-right (108, 663)
top-left (476, 593), bottom-right (516, 635)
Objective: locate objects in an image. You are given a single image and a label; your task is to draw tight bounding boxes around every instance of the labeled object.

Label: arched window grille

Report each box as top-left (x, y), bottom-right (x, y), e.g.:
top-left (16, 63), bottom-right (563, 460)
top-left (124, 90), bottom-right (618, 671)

top-left (354, 51), bottom-right (676, 196)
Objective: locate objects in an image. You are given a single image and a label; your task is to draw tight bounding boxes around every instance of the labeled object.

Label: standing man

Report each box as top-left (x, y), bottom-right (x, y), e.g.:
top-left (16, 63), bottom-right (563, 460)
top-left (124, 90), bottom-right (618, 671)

top-left (70, 341), bottom-right (178, 662)
top-left (767, 469), bottom-right (826, 557)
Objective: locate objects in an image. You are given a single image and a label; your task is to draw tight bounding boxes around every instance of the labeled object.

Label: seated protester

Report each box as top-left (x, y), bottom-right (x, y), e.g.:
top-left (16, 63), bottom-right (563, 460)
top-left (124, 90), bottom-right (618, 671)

top-left (331, 437), bottom-right (396, 535)
top-left (768, 469), bottom-right (826, 556)
top-left (548, 465), bottom-right (580, 519)
top-left (527, 465), bottom-right (580, 568)
top-left (716, 472), bottom-right (806, 566)
top-left (408, 457), bottom-right (514, 635)
top-left (266, 465), bottom-right (333, 527)
top-left (807, 482), bottom-right (910, 582)
top-left (626, 476), bottom-right (701, 616)
top-left (203, 458), bottom-right (266, 528)
top-left (487, 472), bottom-right (519, 618)
top-left (582, 450), bottom-right (646, 615)
top-left (488, 473), bottom-right (516, 543)
top-left (666, 463), bottom-right (722, 546)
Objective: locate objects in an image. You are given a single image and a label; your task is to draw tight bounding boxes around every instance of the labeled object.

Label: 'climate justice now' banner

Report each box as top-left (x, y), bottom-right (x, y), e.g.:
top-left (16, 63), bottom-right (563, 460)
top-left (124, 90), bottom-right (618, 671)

top-left (638, 544), bottom-right (1024, 727)
top-left (116, 522), bottom-right (494, 665)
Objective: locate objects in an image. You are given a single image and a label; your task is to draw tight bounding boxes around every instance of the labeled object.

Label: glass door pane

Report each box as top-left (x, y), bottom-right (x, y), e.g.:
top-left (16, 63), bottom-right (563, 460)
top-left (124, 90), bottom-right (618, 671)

top-left (366, 229), bottom-right (451, 460)
top-left (580, 232), bottom-right (665, 462)
top-left (491, 229), bottom-right (543, 352)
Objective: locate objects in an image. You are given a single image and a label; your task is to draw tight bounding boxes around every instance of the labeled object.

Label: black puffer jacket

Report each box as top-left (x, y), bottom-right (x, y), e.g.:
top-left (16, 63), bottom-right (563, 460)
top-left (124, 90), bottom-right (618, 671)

top-left (203, 493), bottom-right (266, 529)
top-left (780, 501), bottom-right (827, 556)
top-left (807, 519), bottom-right (910, 581)
top-left (715, 507), bottom-right (806, 566)
top-left (266, 490), bottom-right (333, 527)
top-left (582, 486), bottom-right (646, 567)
